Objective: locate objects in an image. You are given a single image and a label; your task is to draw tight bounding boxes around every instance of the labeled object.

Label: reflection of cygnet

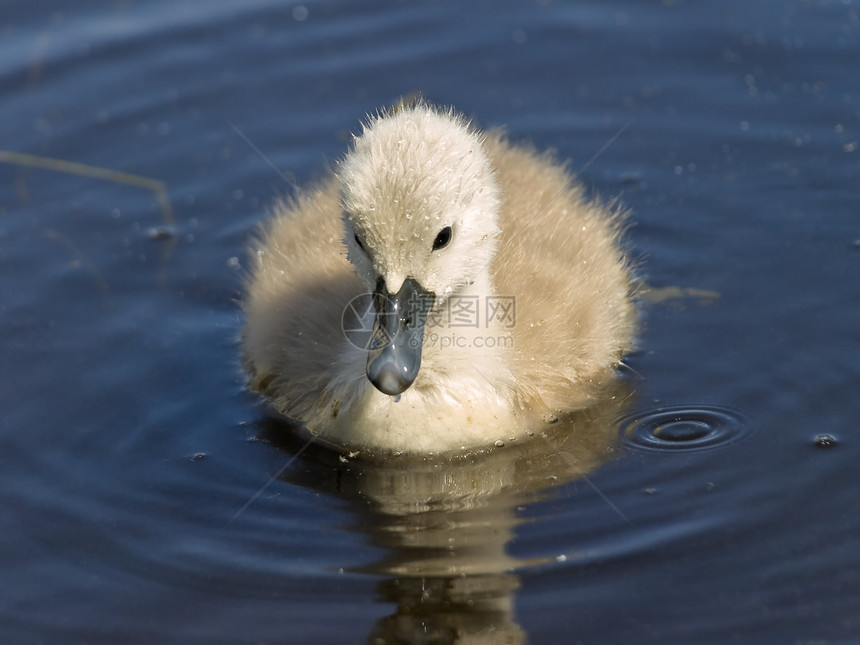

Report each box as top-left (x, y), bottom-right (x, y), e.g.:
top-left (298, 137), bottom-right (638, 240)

top-left (263, 394), bottom-right (629, 644)
top-left (243, 99), bottom-right (635, 454)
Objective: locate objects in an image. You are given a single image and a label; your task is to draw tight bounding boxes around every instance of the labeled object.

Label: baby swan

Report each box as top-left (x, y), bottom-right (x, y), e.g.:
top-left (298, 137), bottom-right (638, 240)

top-left (243, 101), bottom-right (635, 455)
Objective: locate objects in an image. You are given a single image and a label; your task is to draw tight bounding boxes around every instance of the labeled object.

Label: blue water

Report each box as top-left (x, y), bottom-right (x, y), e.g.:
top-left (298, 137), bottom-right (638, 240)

top-left (1, 1), bottom-right (859, 642)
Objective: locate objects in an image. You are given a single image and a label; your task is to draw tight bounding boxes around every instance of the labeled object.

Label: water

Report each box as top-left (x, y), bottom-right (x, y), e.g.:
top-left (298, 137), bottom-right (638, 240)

top-left (2, 0), bottom-right (859, 642)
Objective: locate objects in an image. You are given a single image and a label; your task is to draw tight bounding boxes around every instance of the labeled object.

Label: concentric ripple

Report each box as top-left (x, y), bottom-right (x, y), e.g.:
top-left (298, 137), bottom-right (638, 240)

top-left (620, 406), bottom-right (749, 452)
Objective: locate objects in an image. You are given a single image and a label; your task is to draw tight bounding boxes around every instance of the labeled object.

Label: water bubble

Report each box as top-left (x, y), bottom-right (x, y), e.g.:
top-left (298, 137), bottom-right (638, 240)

top-left (621, 406), bottom-right (749, 452)
top-left (147, 226), bottom-right (175, 241)
top-left (813, 434), bottom-right (837, 448)
top-left (619, 172), bottom-right (642, 186)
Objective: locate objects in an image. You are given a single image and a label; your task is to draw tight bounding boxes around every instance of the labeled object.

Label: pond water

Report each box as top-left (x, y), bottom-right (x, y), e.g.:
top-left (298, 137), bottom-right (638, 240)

top-left (2, 0), bottom-right (859, 643)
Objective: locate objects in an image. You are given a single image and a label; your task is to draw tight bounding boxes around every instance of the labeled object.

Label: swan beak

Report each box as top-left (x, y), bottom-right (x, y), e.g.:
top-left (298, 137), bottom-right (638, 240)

top-left (366, 277), bottom-right (434, 395)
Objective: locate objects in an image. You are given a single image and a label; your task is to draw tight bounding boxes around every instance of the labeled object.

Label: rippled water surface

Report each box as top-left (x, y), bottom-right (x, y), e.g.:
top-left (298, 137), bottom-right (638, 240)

top-left (2, 1), bottom-right (859, 643)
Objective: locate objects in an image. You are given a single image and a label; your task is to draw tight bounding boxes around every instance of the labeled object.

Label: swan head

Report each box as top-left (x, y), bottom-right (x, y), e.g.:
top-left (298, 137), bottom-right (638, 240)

top-left (338, 103), bottom-right (501, 395)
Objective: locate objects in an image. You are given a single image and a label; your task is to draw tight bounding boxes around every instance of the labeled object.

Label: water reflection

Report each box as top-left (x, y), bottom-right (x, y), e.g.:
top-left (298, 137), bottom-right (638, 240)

top-left (260, 385), bottom-right (632, 643)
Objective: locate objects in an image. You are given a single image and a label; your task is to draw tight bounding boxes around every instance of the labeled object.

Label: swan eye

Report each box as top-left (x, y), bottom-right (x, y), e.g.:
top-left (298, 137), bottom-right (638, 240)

top-left (353, 232), bottom-right (366, 252)
top-left (432, 226), bottom-right (452, 251)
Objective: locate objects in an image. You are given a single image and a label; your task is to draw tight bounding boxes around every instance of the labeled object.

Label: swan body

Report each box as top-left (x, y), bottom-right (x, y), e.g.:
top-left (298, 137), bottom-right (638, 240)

top-left (242, 102), bottom-right (635, 455)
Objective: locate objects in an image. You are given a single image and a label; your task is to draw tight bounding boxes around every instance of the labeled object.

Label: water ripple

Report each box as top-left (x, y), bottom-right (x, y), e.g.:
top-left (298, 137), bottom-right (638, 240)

top-left (620, 405), bottom-right (750, 452)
